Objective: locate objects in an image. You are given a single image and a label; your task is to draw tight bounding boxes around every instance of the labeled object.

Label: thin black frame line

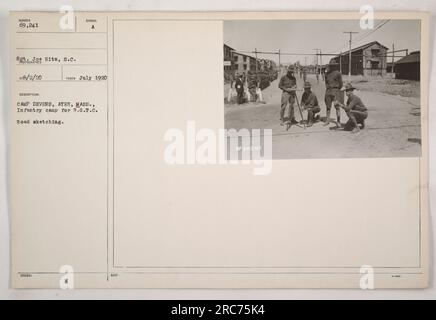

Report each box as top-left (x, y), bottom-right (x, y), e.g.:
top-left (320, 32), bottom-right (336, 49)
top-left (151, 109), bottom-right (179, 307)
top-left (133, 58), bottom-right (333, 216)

top-left (106, 15), bottom-right (110, 282)
top-left (18, 272), bottom-right (105, 274)
top-left (419, 158), bottom-right (422, 268)
top-left (117, 266), bottom-right (422, 269)
top-left (16, 80), bottom-right (107, 82)
top-left (18, 271), bottom-right (424, 275)
top-left (109, 18), bottom-right (424, 273)
top-left (16, 64), bottom-right (108, 66)
top-left (16, 48), bottom-right (108, 50)
top-left (15, 32), bottom-right (107, 34)
top-left (418, 16), bottom-right (423, 268)
top-left (112, 19), bottom-right (116, 269)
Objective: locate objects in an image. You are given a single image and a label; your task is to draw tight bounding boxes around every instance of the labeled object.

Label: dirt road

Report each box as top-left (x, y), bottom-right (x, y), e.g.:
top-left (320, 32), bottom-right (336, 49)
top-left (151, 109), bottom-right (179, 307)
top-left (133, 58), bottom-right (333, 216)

top-left (225, 73), bottom-right (421, 159)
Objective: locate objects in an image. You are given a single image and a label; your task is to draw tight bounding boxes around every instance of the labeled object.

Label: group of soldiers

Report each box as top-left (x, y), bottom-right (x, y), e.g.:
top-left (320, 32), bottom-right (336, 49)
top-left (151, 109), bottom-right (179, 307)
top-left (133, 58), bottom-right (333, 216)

top-left (234, 71), bottom-right (262, 104)
top-left (278, 60), bottom-right (368, 133)
top-left (295, 66), bottom-right (323, 83)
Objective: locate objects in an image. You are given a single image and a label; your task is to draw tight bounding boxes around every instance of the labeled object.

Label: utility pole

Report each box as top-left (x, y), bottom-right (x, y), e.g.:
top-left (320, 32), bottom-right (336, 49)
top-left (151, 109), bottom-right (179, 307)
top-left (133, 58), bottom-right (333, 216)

top-left (339, 51), bottom-right (342, 74)
top-left (313, 48), bottom-right (320, 82)
top-left (278, 49), bottom-right (281, 73)
top-left (343, 31), bottom-right (358, 80)
top-left (391, 43), bottom-right (395, 78)
top-left (319, 49), bottom-right (323, 79)
top-left (254, 48), bottom-right (258, 72)
top-left (314, 48), bottom-right (320, 67)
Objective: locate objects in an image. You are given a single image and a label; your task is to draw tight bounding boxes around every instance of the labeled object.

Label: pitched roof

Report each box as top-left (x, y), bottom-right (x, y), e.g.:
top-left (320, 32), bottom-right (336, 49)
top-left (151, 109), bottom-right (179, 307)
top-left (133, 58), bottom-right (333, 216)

top-left (395, 51), bottom-right (420, 64)
top-left (233, 51), bottom-right (256, 60)
top-left (340, 41), bottom-right (388, 55)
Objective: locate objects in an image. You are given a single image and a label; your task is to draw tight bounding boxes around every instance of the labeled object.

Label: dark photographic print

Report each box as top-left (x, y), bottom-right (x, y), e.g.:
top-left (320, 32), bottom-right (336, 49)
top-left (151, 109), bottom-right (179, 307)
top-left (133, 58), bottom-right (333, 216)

top-left (224, 20), bottom-right (421, 159)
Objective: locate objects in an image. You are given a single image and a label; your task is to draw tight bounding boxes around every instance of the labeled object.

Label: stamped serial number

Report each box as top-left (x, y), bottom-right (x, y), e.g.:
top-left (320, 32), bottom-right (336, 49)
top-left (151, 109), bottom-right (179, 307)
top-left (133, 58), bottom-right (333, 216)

top-left (215, 304), bottom-right (265, 315)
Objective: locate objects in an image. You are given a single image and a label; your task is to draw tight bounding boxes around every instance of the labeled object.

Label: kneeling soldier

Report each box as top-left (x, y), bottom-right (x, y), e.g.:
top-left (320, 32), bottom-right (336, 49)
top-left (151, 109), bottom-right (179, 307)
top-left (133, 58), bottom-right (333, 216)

top-left (334, 83), bottom-right (368, 133)
top-left (301, 82), bottom-right (320, 127)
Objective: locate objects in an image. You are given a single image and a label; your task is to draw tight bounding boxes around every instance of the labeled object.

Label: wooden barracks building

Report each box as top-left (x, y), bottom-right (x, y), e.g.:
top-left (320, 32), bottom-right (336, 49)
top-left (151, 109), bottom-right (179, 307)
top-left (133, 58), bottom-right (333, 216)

top-left (331, 41), bottom-right (389, 77)
top-left (394, 51), bottom-right (420, 81)
top-left (224, 44), bottom-right (257, 74)
top-left (223, 44), bottom-right (276, 76)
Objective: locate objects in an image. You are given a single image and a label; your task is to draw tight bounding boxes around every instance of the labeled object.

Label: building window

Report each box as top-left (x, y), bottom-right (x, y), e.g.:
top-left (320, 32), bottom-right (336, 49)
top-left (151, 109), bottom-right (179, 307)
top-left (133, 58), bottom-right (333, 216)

top-left (243, 64), bottom-right (247, 70)
top-left (371, 49), bottom-right (380, 57)
top-left (370, 61), bottom-right (379, 69)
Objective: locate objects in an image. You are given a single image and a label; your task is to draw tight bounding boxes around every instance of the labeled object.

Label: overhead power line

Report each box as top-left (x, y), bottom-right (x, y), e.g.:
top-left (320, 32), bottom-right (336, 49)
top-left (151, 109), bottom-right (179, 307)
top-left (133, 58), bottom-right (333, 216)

top-left (233, 50), bottom-right (339, 57)
top-left (332, 19), bottom-right (390, 54)
top-left (353, 19), bottom-right (391, 44)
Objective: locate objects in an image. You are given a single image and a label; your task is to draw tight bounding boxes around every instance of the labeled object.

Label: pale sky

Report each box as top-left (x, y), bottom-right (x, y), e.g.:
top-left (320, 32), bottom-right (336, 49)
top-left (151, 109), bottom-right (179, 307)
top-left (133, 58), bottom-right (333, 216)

top-left (223, 20), bottom-right (420, 65)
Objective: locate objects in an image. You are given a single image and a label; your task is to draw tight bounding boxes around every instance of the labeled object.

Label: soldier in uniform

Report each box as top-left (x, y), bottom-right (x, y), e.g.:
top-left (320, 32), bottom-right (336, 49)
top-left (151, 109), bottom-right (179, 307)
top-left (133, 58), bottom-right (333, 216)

top-left (301, 82), bottom-right (321, 127)
top-left (278, 66), bottom-right (297, 126)
top-left (235, 74), bottom-right (245, 105)
top-left (333, 83), bottom-right (368, 133)
top-left (324, 60), bottom-right (344, 126)
top-left (247, 71), bottom-right (259, 102)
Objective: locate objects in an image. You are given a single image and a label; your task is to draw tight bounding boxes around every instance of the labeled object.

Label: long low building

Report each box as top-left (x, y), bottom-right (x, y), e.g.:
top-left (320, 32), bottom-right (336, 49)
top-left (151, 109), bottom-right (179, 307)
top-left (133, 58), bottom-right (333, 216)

top-left (394, 51), bottom-right (420, 81)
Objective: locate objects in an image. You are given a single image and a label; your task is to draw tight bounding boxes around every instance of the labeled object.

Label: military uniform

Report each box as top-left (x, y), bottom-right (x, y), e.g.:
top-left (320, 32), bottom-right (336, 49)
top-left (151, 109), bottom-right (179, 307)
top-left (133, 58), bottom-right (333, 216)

top-left (301, 85), bottom-right (320, 126)
top-left (302, 68), bottom-right (307, 82)
top-left (343, 93), bottom-right (368, 131)
top-left (324, 63), bottom-right (344, 125)
top-left (235, 77), bottom-right (244, 104)
top-left (247, 72), bottom-right (258, 102)
top-left (325, 69), bottom-right (344, 109)
top-left (278, 71), bottom-right (297, 122)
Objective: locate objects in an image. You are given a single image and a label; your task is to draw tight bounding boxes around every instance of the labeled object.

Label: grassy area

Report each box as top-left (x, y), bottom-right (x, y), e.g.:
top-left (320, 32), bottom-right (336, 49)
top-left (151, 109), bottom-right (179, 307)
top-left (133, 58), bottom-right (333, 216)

top-left (349, 76), bottom-right (420, 98)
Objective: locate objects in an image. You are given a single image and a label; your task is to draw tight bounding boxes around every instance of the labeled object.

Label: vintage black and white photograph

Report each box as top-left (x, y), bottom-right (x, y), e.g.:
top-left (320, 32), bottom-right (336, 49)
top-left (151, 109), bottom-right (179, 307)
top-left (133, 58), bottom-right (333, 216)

top-left (224, 20), bottom-right (421, 159)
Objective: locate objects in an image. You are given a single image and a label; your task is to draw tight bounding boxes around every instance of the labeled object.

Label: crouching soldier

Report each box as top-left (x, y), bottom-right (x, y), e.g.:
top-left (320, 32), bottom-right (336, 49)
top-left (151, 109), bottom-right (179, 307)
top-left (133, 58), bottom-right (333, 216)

top-left (333, 83), bottom-right (368, 133)
top-left (301, 81), bottom-right (320, 127)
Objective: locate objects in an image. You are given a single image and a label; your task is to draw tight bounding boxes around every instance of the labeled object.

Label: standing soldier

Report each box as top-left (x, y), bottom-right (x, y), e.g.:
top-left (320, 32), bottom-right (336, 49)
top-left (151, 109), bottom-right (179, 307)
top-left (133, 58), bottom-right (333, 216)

top-left (247, 71), bottom-right (258, 102)
top-left (229, 72), bottom-right (235, 89)
top-left (302, 67), bottom-right (307, 82)
top-left (278, 66), bottom-right (297, 126)
top-left (235, 74), bottom-right (245, 105)
top-left (301, 82), bottom-right (321, 127)
top-left (242, 71), bottom-right (246, 85)
top-left (323, 60), bottom-right (344, 126)
top-left (227, 72), bottom-right (235, 103)
top-left (333, 83), bottom-right (368, 133)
